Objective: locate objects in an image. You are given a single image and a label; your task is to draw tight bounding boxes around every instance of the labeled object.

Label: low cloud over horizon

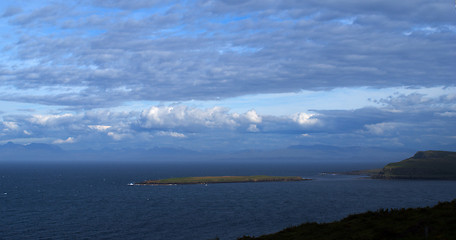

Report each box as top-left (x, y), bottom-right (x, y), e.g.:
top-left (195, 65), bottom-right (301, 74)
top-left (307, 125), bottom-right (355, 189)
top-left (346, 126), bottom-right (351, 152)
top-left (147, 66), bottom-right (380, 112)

top-left (1, 90), bottom-right (455, 152)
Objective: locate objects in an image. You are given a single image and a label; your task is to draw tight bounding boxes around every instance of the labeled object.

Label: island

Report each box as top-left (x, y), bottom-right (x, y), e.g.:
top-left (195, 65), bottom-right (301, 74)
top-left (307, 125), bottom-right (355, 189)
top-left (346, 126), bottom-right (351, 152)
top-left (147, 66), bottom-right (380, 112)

top-left (340, 150), bottom-right (456, 180)
top-left (135, 175), bottom-right (309, 185)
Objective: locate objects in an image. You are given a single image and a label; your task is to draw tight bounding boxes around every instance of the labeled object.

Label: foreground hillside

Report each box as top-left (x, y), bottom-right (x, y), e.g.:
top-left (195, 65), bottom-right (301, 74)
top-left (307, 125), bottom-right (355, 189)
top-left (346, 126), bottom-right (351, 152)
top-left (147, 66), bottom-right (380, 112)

top-left (238, 199), bottom-right (456, 240)
top-left (375, 150), bottom-right (456, 179)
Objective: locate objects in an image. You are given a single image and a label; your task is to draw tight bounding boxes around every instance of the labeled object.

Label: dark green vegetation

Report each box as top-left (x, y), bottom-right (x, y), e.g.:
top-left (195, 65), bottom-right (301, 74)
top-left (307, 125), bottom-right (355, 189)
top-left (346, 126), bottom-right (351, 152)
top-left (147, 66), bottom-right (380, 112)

top-left (136, 175), bottom-right (307, 185)
top-left (375, 150), bottom-right (456, 180)
top-left (239, 199), bottom-right (456, 240)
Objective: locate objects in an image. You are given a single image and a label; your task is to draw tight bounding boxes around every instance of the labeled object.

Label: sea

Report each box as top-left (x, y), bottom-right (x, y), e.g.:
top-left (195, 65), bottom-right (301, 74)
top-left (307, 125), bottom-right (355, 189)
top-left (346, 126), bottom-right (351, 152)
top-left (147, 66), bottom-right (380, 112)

top-left (1, 160), bottom-right (456, 240)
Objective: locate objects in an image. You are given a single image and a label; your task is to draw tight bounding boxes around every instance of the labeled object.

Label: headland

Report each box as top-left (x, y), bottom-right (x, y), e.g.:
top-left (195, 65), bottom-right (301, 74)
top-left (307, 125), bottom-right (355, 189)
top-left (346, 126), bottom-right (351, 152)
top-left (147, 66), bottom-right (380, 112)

top-left (340, 150), bottom-right (456, 180)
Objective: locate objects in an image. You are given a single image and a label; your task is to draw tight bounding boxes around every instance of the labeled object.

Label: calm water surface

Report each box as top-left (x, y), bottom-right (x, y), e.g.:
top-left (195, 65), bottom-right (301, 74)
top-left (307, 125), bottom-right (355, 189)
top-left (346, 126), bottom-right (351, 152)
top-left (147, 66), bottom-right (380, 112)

top-left (1, 161), bottom-right (456, 239)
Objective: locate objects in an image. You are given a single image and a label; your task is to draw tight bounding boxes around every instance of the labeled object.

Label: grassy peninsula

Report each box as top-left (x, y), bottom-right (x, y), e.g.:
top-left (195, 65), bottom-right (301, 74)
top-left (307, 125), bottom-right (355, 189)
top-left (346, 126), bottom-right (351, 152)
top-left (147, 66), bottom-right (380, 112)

top-left (238, 199), bottom-right (456, 240)
top-left (136, 175), bottom-right (307, 185)
top-left (374, 150), bottom-right (456, 180)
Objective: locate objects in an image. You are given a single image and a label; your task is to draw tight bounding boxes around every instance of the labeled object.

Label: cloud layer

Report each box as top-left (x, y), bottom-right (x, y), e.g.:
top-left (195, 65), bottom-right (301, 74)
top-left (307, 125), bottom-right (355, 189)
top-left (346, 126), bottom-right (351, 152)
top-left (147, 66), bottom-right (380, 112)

top-left (0, 0), bottom-right (454, 108)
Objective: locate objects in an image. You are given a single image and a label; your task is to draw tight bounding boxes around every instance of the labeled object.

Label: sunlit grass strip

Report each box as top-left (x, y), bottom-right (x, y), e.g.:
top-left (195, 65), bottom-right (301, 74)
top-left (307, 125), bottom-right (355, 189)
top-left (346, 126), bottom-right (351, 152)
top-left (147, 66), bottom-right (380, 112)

top-left (137, 175), bottom-right (307, 185)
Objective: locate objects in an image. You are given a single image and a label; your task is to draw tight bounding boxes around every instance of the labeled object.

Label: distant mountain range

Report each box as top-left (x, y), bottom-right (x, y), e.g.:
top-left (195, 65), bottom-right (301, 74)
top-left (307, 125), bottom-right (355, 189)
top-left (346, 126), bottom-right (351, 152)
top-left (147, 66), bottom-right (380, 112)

top-left (0, 142), bottom-right (423, 163)
top-left (0, 142), bottom-right (63, 152)
top-left (0, 142), bottom-right (201, 162)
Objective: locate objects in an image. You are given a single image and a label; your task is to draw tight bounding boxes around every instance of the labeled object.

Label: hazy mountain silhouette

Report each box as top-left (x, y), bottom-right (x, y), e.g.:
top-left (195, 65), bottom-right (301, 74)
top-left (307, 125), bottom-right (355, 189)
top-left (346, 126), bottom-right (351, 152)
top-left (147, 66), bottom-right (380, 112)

top-left (0, 142), bottom-right (417, 164)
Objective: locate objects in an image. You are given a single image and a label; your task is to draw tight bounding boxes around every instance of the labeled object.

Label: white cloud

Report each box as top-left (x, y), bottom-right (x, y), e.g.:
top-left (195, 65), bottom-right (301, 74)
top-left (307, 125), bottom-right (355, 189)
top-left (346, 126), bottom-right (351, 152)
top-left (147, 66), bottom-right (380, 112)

top-left (364, 122), bottom-right (400, 135)
top-left (3, 121), bottom-right (19, 130)
top-left (157, 131), bottom-right (187, 138)
top-left (141, 106), bottom-right (163, 125)
top-left (107, 131), bottom-right (130, 141)
top-left (140, 105), bottom-right (238, 129)
top-left (88, 125), bottom-right (112, 131)
top-left (30, 113), bottom-right (74, 126)
top-left (53, 137), bottom-right (75, 144)
top-left (247, 124), bottom-right (259, 132)
top-left (292, 112), bottom-right (318, 126)
top-left (244, 110), bottom-right (262, 123)
top-left (439, 112), bottom-right (456, 117)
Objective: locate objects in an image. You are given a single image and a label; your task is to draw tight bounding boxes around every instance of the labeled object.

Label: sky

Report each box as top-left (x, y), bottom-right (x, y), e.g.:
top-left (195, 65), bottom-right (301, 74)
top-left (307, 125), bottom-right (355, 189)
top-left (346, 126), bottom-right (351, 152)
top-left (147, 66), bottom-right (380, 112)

top-left (0, 0), bottom-right (455, 152)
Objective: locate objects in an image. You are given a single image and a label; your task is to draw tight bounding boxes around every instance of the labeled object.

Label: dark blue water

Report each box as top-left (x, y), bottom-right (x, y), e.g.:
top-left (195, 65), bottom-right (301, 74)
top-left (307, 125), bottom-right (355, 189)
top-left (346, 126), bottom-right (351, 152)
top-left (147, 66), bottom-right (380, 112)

top-left (1, 161), bottom-right (456, 240)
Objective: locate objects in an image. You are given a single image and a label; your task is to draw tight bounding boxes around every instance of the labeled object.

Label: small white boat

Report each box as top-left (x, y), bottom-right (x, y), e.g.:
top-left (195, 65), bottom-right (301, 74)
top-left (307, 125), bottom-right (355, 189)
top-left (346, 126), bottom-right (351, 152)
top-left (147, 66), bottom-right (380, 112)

top-left (127, 182), bottom-right (135, 186)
